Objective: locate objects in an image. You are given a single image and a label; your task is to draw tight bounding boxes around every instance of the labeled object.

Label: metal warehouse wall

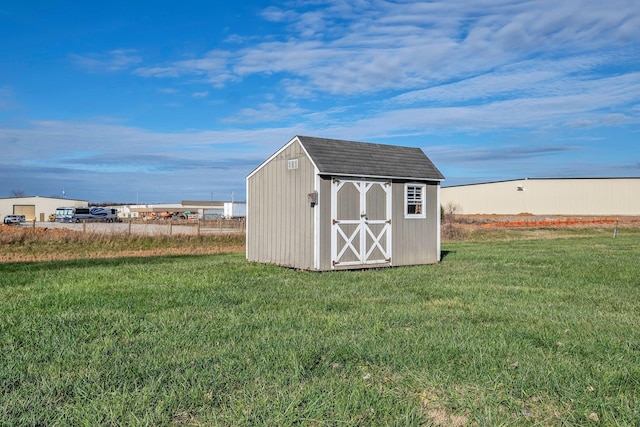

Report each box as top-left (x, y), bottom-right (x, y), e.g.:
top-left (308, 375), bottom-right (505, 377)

top-left (441, 178), bottom-right (640, 216)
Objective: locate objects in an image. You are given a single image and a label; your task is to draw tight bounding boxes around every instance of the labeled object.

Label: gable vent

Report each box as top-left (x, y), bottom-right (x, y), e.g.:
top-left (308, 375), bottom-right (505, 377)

top-left (287, 159), bottom-right (299, 170)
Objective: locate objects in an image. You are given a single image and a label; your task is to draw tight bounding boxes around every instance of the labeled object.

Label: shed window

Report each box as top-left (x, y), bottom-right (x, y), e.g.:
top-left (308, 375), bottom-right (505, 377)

top-left (405, 184), bottom-right (426, 218)
top-left (287, 159), bottom-right (299, 170)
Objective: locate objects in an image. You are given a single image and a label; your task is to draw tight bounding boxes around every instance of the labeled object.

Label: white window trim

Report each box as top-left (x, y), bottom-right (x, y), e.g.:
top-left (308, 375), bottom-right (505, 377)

top-left (287, 158), bottom-right (299, 170)
top-left (405, 183), bottom-right (426, 219)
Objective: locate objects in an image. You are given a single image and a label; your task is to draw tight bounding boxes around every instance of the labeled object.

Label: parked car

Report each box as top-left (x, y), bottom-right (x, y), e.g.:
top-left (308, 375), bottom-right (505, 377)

top-left (3, 214), bottom-right (26, 225)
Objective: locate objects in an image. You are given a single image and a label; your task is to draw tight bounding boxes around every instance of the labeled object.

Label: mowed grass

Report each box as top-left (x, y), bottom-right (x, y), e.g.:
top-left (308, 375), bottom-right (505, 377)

top-left (1, 229), bottom-right (639, 425)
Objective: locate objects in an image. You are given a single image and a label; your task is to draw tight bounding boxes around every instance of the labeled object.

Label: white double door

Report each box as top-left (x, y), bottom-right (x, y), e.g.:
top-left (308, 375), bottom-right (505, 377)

top-left (331, 178), bottom-right (392, 268)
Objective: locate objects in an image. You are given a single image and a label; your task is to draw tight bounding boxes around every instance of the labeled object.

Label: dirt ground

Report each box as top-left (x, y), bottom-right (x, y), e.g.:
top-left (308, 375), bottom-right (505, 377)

top-left (451, 214), bottom-right (640, 229)
top-left (439, 214), bottom-right (640, 241)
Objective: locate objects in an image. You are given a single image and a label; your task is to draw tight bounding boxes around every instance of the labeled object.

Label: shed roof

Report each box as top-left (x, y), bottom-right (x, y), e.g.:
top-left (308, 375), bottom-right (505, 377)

top-left (297, 136), bottom-right (444, 181)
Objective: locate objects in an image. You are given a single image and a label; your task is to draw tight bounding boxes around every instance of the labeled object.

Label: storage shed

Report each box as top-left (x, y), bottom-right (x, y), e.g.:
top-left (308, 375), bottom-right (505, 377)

top-left (246, 136), bottom-right (445, 270)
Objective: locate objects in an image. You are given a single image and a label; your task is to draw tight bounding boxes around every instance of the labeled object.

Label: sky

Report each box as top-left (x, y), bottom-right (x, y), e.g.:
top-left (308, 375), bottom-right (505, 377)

top-left (1, 0), bottom-right (639, 203)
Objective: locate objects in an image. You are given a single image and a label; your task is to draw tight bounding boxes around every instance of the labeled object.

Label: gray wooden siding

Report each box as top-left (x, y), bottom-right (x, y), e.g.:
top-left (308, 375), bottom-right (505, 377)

top-left (247, 141), bottom-right (316, 269)
top-left (335, 182), bottom-right (361, 264)
top-left (391, 182), bottom-right (439, 266)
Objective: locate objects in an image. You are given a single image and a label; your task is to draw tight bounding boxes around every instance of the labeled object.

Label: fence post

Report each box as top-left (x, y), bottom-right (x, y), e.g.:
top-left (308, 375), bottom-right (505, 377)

top-left (169, 220), bottom-right (173, 236)
top-left (82, 220), bottom-right (87, 233)
top-left (197, 220), bottom-right (200, 236)
top-left (128, 220), bottom-right (132, 235)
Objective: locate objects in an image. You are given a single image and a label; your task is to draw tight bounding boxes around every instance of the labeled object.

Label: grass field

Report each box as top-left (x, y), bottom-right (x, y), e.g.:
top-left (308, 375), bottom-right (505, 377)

top-left (1, 228), bottom-right (639, 425)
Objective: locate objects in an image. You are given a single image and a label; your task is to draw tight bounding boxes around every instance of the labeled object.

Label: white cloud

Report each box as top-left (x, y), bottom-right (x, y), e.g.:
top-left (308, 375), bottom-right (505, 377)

top-left (70, 49), bottom-right (142, 72)
top-left (127, 0), bottom-right (640, 109)
top-left (135, 50), bottom-right (235, 87)
top-left (390, 57), bottom-right (640, 108)
top-left (351, 90), bottom-right (640, 135)
top-left (135, 66), bottom-right (182, 78)
top-left (260, 6), bottom-right (296, 23)
top-left (222, 103), bottom-right (306, 124)
top-left (0, 120), bottom-right (301, 163)
top-left (0, 119), bottom-right (311, 201)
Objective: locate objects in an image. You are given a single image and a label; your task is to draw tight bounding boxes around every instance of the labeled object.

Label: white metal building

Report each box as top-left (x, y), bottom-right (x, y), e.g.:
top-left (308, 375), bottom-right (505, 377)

top-left (0, 196), bottom-right (88, 222)
top-left (441, 178), bottom-right (640, 215)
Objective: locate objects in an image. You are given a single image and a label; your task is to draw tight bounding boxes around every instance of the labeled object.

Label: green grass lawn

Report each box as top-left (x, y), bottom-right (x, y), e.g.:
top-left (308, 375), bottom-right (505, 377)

top-left (1, 229), bottom-right (639, 425)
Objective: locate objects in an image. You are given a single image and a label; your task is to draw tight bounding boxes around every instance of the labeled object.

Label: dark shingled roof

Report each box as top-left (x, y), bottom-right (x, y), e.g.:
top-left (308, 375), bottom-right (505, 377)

top-left (297, 136), bottom-right (444, 181)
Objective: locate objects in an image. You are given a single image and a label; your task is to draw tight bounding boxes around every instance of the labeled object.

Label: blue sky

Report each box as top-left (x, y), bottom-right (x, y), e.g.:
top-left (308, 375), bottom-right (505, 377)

top-left (1, 0), bottom-right (639, 203)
